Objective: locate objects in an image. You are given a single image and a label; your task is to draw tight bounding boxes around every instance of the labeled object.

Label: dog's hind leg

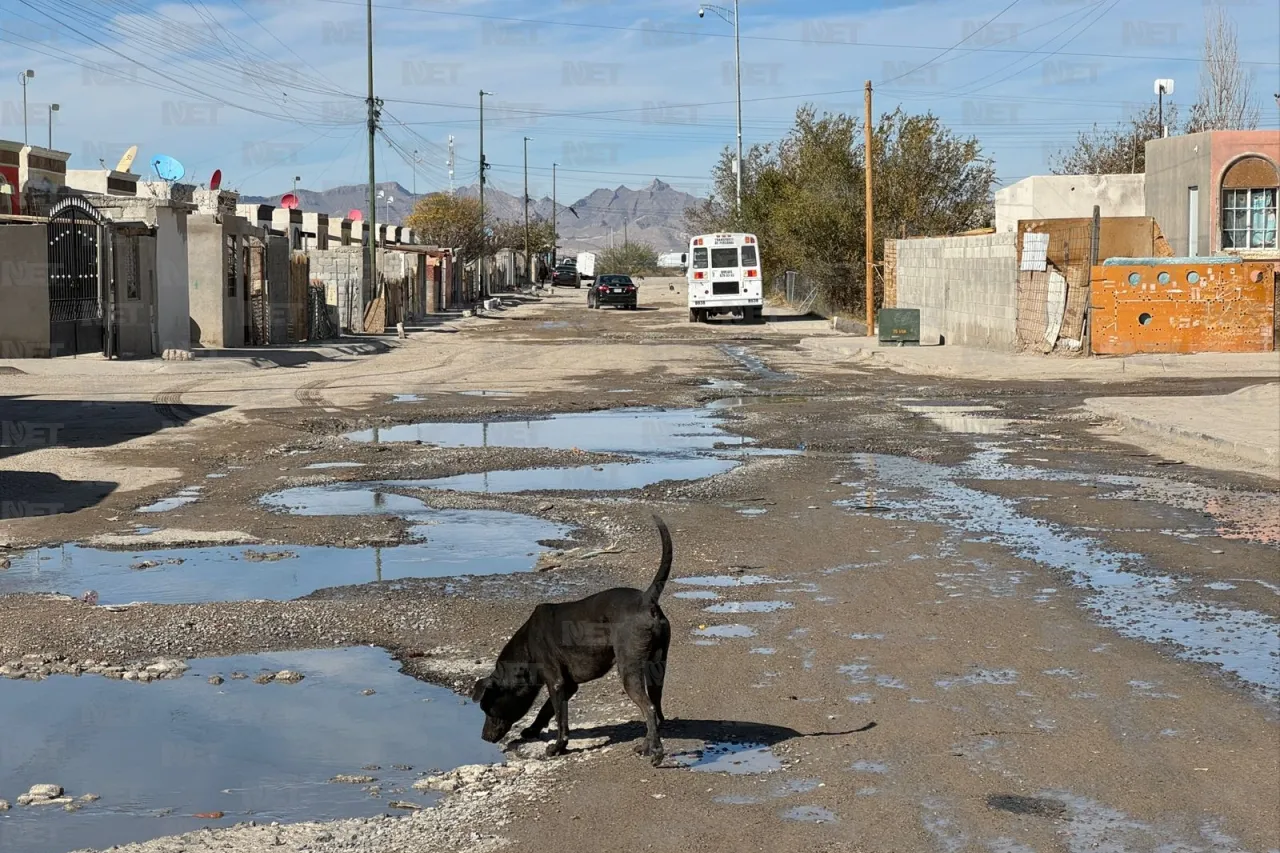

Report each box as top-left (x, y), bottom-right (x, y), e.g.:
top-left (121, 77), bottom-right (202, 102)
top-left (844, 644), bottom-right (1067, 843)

top-left (647, 625), bottom-right (671, 725)
top-left (544, 681), bottom-right (578, 758)
top-left (520, 694), bottom-right (555, 740)
top-left (621, 664), bottom-right (664, 767)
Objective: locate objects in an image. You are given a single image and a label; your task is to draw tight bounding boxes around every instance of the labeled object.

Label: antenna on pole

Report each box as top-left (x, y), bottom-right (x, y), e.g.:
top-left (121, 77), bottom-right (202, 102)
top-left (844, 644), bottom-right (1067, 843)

top-left (448, 135), bottom-right (455, 196)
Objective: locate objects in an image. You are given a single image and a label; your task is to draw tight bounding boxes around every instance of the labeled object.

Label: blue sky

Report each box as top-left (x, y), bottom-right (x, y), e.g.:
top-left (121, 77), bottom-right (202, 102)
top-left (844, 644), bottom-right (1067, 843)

top-left (1, 0), bottom-right (1277, 204)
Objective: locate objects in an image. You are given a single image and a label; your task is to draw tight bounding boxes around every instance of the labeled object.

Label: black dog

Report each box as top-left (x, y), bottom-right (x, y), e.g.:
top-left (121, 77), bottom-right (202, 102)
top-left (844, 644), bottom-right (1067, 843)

top-left (471, 515), bottom-right (673, 765)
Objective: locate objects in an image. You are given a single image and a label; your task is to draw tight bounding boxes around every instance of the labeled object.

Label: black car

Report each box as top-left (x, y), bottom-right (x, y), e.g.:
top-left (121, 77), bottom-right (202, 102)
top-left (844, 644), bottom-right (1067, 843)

top-left (588, 274), bottom-right (638, 309)
top-left (553, 261), bottom-right (580, 288)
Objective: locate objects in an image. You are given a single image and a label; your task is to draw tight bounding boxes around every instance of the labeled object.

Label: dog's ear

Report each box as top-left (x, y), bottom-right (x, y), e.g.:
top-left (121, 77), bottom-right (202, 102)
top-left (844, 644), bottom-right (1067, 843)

top-left (470, 677), bottom-right (491, 703)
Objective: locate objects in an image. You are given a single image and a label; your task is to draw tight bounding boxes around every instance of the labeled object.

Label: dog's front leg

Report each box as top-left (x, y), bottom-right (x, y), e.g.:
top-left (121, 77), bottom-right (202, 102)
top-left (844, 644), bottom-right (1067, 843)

top-left (520, 696), bottom-right (555, 740)
top-left (544, 682), bottom-right (577, 758)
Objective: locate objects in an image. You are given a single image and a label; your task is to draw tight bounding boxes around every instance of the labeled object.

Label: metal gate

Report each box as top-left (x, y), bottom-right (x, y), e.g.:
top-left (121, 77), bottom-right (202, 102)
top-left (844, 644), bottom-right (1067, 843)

top-left (47, 197), bottom-right (105, 357)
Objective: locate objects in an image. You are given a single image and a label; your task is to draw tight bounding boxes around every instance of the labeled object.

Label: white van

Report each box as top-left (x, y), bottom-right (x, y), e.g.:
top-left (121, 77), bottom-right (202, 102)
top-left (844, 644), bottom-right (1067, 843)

top-left (686, 233), bottom-right (763, 323)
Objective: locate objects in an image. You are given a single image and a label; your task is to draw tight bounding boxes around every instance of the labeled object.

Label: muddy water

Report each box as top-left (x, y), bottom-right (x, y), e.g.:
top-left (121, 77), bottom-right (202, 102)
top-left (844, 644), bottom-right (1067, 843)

top-left (0, 646), bottom-right (500, 853)
top-left (3, 494), bottom-right (567, 604)
top-left (839, 452), bottom-right (1280, 703)
top-left (346, 407), bottom-right (796, 494)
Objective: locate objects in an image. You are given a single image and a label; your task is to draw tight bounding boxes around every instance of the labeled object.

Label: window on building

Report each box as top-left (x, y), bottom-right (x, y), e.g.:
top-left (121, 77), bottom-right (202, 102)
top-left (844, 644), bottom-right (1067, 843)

top-left (226, 235), bottom-right (238, 296)
top-left (1222, 188), bottom-right (1278, 249)
top-left (1220, 155), bottom-right (1279, 251)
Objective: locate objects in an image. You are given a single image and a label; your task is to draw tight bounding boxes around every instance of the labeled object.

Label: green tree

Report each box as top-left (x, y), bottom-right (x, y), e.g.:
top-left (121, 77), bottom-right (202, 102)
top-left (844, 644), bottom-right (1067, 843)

top-left (686, 104), bottom-right (995, 313)
top-left (405, 193), bottom-right (484, 259)
top-left (1051, 102), bottom-right (1177, 175)
top-left (490, 215), bottom-right (556, 253)
top-left (597, 242), bottom-right (659, 276)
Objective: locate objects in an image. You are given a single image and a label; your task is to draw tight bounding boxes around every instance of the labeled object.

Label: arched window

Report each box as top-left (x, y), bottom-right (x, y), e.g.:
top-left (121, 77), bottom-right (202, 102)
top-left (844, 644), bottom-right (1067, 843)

top-left (1221, 155), bottom-right (1279, 250)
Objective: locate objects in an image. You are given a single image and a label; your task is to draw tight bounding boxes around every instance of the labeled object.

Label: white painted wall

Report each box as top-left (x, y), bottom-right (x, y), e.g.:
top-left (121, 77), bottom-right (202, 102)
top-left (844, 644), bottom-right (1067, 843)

top-left (995, 175), bottom-right (1146, 234)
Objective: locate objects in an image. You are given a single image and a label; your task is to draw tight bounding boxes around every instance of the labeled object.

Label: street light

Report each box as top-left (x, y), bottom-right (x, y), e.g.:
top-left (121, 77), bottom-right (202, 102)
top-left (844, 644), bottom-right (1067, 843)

top-left (292, 174), bottom-right (300, 194)
top-left (17, 70), bottom-right (34, 146)
top-left (697, 3), bottom-right (741, 223)
top-left (48, 103), bottom-right (59, 151)
top-left (523, 135), bottom-right (533, 286)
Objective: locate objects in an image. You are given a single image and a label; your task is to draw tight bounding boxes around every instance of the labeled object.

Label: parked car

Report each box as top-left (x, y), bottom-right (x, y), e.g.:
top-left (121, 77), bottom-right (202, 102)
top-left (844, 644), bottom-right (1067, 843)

top-left (553, 261), bottom-right (580, 288)
top-left (588, 274), bottom-right (638, 310)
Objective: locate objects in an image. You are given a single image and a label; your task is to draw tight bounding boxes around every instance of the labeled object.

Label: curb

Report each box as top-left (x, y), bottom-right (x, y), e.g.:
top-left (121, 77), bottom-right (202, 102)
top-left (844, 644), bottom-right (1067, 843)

top-left (1084, 401), bottom-right (1280, 470)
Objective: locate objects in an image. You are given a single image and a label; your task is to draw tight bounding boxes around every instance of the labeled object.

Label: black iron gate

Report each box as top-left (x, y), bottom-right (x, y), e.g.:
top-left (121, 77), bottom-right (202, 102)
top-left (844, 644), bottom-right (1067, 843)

top-left (47, 197), bottom-right (105, 357)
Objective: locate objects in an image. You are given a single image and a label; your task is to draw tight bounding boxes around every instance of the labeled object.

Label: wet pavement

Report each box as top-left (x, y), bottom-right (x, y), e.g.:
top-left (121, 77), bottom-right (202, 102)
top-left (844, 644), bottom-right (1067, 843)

top-left (0, 646), bottom-right (500, 853)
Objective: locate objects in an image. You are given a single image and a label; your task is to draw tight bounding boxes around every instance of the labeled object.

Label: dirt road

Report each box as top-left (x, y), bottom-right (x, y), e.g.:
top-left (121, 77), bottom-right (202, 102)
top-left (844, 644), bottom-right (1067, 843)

top-left (1, 280), bottom-right (1277, 853)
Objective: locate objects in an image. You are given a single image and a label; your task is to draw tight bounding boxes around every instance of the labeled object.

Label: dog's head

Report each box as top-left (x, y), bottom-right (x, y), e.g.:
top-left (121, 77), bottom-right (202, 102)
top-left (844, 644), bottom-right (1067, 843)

top-left (471, 665), bottom-right (541, 743)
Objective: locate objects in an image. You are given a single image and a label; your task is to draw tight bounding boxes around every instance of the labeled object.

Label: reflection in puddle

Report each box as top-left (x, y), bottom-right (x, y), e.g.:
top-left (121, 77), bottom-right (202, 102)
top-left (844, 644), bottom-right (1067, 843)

top-left (841, 453), bottom-right (1280, 704)
top-left (137, 487), bottom-right (202, 513)
top-left (345, 407), bottom-right (796, 493)
top-left (901, 402), bottom-right (1014, 434)
top-left (0, 647), bottom-right (501, 853)
top-left (672, 741), bottom-right (782, 774)
top-left (2, 492), bottom-right (567, 605)
top-left (704, 601), bottom-right (793, 614)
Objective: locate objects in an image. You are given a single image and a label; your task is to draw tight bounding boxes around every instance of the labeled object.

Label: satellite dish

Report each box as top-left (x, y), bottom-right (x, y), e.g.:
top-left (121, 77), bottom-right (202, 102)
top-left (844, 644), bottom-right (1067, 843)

top-left (115, 145), bottom-right (138, 173)
top-left (150, 154), bottom-right (185, 182)
top-left (348, 209), bottom-right (363, 221)
top-left (281, 193), bottom-right (299, 209)
top-left (210, 169), bottom-right (222, 191)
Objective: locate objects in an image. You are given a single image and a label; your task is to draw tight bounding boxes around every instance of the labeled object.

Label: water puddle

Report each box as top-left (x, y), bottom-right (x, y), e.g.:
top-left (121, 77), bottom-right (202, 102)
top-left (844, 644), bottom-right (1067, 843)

top-left (457, 390), bottom-right (519, 398)
top-left (343, 407), bottom-right (795, 494)
top-left (703, 601), bottom-right (793, 614)
top-left (0, 647), bottom-right (501, 853)
top-left (900, 402), bottom-right (1014, 434)
top-left (305, 462), bottom-right (366, 470)
top-left (717, 345), bottom-right (793, 381)
top-left (671, 741), bottom-right (782, 775)
top-left (676, 574), bottom-right (780, 587)
top-left (781, 805), bottom-right (837, 823)
top-left (694, 624), bottom-right (757, 638)
top-left (136, 486), bottom-right (202, 514)
top-left (391, 393), bottom-right (423, 402)
top-left (673, 590), bottom-right (721, 600)
top-left (840, 453), bottom-right (1280, 704)
top-left (935, 669), bottom-right (1020, 690)
top-left (4, 493), bottom-right (567, 604)
top-left (737, 507), bottom-right (768, 516)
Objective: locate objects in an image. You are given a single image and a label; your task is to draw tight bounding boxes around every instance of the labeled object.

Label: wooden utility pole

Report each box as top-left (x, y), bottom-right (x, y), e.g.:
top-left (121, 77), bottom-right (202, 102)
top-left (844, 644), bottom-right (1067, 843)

top-left (864, 80), bottom-right (875, 335)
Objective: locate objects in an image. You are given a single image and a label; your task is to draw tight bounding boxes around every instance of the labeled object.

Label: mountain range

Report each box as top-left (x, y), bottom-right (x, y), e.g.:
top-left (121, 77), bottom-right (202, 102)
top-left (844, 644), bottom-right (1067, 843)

top-left (240, 178), bottom-right (702, 253)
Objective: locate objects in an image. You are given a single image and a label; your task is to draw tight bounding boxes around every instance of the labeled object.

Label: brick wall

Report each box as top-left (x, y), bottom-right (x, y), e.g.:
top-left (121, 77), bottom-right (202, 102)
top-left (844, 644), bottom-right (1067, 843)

top-left (893, 233), bottom-right (1019, 348)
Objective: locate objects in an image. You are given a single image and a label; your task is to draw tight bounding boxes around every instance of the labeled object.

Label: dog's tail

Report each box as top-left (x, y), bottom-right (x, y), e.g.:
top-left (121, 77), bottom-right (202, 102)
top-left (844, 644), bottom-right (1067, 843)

top-left (642, 515), bottom-right (673, 605)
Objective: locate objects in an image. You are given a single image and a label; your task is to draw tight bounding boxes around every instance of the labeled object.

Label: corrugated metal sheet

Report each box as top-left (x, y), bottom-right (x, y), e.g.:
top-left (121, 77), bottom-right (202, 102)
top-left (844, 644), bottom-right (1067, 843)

top-left (1090, 259), bottom-right (1275, 354)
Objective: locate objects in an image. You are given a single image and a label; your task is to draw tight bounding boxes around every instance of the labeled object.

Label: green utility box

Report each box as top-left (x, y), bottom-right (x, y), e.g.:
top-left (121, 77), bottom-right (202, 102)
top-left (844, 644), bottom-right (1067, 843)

top-left (877, 308), bottom-right (921, 346)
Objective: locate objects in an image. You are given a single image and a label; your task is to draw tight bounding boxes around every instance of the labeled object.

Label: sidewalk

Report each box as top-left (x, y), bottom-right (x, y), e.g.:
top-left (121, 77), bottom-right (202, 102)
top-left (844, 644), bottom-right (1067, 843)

top-left (1084, 383), bottom-right (1280, 474)
top-left (801, 336), bottom-right (1280, 383)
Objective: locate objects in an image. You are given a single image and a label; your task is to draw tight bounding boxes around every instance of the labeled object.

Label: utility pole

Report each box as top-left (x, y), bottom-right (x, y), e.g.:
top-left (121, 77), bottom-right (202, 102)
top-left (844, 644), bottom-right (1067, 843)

top-left (624, 219), bottom-right (628, 250)
top-left (411, 149), bottom-right (418, 198)
top-left (733, 0), bottom-right (742, 224)
top-left (365, 0), bottom-right (382, 302)
top-left (447, 135), bottom-right (455, 195)
top-left (864, 80), bottom-right (875, 335)
top-left (523, 135), bottom-right (532, 287)
top-left (550, 159), bottom-right (555, 266)
top-left (479, 90), bottom-right (492, 298)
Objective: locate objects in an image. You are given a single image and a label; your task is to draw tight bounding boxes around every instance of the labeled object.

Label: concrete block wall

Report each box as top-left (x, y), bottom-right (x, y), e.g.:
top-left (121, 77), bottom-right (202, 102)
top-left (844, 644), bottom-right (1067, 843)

top-left (893, 233), bottom-right (1019, 349)
top-left (308, 246), bottom-right (366, 333)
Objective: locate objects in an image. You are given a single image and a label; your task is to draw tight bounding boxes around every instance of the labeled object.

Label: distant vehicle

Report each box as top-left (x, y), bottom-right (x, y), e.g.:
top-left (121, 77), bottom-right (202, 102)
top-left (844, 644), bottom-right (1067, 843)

top-left (657, 251), bottom-right (688, 271)
top-left (686, 232), bottom-right (763, 324)
top-left (588, 274), bottom-right (638, 310)
top-left (553, 260), bottom-right (580, 288)
top-left (575, 252), bottom-right (597, 281)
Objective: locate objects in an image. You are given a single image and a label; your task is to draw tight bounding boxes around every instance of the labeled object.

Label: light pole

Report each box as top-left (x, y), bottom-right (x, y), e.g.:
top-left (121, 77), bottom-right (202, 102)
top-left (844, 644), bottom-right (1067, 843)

top-left (292, 174), bottom-right (300, 195)
top-left (48, 103), bottom-right (59, 151)
top-left (17, 70), bottom-right (34, 146)
top-left (550, 159), bottom-right (555, 266)
top-left (411, 148), bottom-right (419, 198)
top-left (479, 89), bottom-right (493, 298)
top-left (1154, 78), bottom-right (1174, 138)
top-left (698, 3), bottom-right (741, 223)
top-left (523, 135), bottom-right (532, 286)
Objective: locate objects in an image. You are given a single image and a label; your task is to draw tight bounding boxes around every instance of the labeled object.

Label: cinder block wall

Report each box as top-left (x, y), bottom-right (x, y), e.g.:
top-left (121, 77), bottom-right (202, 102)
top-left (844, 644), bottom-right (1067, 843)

top-left (308, 246), bottom-right (366, 333)
top-left (893, 233), bottom-right (1019, 348)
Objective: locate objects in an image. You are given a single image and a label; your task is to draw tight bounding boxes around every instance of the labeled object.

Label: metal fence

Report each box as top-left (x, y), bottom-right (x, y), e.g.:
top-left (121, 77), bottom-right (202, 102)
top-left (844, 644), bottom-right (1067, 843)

top-left (769, 271), bottom-right (820, 314)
